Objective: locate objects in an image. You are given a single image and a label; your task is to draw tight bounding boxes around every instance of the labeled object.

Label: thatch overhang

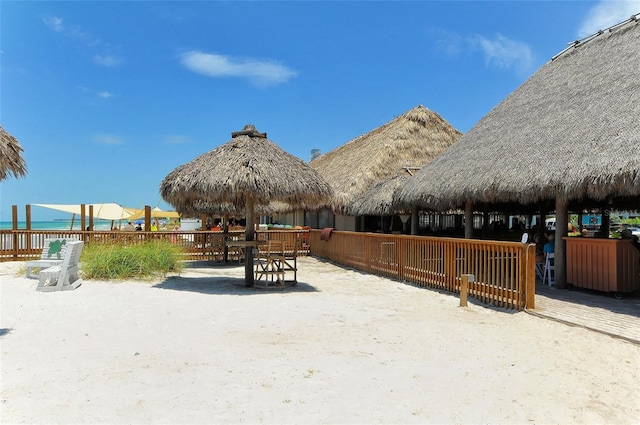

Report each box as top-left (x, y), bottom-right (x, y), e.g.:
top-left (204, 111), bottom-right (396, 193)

top-left (309, 105), bottom-right (462, 214)
top-left (160, 125), bottom-right (333, 211)
top-left (347, 170), bottom-right (415, 216)
top-left (0, 125), bottom-right (27, 181)
top-left (394, 16), bottom-right (640, 212)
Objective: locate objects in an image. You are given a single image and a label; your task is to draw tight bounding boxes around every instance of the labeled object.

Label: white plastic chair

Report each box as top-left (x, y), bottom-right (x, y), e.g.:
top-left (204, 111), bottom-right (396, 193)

top-left (543, 252), bottom-right (555, 287)
top-left (37, 240), bottom-right (84, 292)
top-left (25, 237), bottom-right (78, 278)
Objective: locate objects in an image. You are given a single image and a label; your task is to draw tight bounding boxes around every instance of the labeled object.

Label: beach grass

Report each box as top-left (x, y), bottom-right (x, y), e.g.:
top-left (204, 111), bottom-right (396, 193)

top-left (81, 240), bottom-right (184, 280)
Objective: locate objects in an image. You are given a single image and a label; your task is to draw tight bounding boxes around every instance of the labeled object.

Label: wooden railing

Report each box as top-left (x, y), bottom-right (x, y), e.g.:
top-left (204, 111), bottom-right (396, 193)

top-left (310, 230), bottom-right (535, 310)
top-left (0, 229), bottom-right (310, 262)
top-left (2, 227), bottom-right (535, 310)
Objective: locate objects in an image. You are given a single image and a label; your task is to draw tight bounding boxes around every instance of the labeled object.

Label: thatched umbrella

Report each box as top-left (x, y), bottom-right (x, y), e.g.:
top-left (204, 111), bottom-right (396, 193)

top-left (395, 15), bottom-right (640, 287)
top-left (0, 126), bottom-right (27, 181)
top-left (160, 124), bottom-right (333, 286)
top-left (309, 105), bottom-right (461, 214)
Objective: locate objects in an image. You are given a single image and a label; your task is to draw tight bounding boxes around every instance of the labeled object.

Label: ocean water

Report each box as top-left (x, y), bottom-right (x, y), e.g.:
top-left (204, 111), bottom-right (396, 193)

top-left (0, 220), bottom-right (114, 231)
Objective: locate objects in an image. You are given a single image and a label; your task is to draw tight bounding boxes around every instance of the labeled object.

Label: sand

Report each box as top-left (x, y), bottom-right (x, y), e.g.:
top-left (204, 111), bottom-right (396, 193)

top-left (1, 257), bottom-right (639, 424)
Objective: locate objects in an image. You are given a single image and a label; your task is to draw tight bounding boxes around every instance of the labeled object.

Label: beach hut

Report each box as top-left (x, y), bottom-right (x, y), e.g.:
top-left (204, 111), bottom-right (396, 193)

top-left (394, 15), bottom-right (640, 288)
top-left (0, 125), bottom-right (27, 182)
top-left (160, 124), bottom-right (333, 286)
top-left (308, 105), bottom-right (461, 230)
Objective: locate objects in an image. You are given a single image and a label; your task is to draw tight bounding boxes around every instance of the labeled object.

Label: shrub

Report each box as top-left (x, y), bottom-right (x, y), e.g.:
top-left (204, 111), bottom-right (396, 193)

top-left (81, 240), bottom-right (184, 280)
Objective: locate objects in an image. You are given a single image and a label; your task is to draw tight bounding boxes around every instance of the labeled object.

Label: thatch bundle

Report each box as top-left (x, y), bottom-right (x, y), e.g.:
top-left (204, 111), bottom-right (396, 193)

top-left (309, 105), bottom-right (461, 213)
top-left (395, 16), bottom-right (640, 211)
top-left (347, 172), bottom-right (412, 216)
top-left (0, 126), bottom-right (27, 182)
top-left (160, 125), bottom-right (333, 211)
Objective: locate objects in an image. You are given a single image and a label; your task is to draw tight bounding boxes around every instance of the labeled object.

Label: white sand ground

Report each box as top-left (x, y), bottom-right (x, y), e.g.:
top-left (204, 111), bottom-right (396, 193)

top-left (1, 257), bottom-right (639, 425)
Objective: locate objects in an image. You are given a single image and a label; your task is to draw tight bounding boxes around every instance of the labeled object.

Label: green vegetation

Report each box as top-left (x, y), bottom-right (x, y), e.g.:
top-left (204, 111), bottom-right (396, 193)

top-left (81, 240), bottom-right (184, 280)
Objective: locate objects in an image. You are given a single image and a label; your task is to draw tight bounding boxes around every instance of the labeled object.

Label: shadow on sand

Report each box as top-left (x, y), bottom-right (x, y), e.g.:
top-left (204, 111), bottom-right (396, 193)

top-left (153, 262), bottom-right (317, 295)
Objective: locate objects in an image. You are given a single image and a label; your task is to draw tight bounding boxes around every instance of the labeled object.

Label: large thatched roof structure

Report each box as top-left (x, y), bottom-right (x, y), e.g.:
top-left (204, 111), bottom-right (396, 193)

top-left (346, 169), bottom-right (415, 216)
top-left (0, 126), bottom-right (27, 182)
top-left (395, 16), bottom-right (640, 211)
top-left (309, 105), bottom-right (461, 214)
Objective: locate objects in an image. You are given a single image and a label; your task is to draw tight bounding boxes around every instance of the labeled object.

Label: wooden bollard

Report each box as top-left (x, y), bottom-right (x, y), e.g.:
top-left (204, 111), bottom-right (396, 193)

top-left (460, 274), bottom-right (474, 307)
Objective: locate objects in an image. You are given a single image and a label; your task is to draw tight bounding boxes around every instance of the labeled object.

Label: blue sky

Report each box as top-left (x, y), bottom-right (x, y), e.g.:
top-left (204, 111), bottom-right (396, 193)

top-left (2, 0), bottom-right (639, 221)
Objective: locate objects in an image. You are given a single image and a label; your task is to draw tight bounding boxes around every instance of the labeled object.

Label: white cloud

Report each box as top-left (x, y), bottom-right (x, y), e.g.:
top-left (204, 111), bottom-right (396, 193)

top-left (163, 135), bottom-right (192, 145)
top-left (433, 29), bottom-right (533, 73)
top-left (43, 16), bottom-right (64, 32)
top-left (44, 15), bottom-right (122, 67)
top-left (470, 34), bottom-right (534, 72)
top-left (179, 50), bottom-right (297, 87)
top-left (94, 134), bottom-right (125, 145)
top-left (79, 86), bottom-right (114, 99)
top-left (578, 0), bottom-right (640, 38)
top-left (94, 54), bottom-right (123, 67)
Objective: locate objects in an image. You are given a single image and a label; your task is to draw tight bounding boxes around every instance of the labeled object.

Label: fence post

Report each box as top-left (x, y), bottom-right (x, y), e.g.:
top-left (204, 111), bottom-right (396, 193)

top-left (460, 274), bottom-right (474, 307)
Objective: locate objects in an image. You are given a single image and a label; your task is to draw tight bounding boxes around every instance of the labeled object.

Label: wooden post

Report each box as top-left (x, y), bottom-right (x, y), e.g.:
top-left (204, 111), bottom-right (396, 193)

top-left (145, 205), bottom-right (151, 232)
top-left (245, 195), bottom-right (255, 287)
top-left (554, 197), bottom-right (568, 289)
top-left (460, 274), bottom-right (474, 307)
top-left (524, 243), bottom-right (536, 309)
top-left (12, 205), bottom-right (18, 260)
top-left (411, 207), bottom-right (418, 235)
top-left (25, 204), bottom-right (31, 230)
top-left (81, 204), bottom-right (86, 232)
top-left (89, 205), bottom-right (94, 231)
top-left (464, 201), bottom-right (473, 239)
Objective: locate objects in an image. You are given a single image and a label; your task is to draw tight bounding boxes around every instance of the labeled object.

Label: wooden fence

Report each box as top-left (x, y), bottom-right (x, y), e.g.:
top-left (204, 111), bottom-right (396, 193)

top-left (0, 229), bottom-right (309, 262)
top-left (2, 227), bottom-right (535, 310)
top-left (310, 230), bottom-right (535, 310)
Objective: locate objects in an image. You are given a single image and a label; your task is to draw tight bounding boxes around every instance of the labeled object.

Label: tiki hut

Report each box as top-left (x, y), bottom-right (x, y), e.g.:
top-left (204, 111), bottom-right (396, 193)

top-left (395, 15), bottom-right (640, 287)
top-left (0, 126), bottom-right (27, 182)
top-left (160, 124), bottom-right (333, 286)
top-left (309, 105), bottom-right (462, 221)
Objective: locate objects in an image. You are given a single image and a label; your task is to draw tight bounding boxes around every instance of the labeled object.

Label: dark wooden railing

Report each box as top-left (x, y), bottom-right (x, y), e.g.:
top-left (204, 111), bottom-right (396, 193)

top-left (310, 230), bottom-right (535, 310)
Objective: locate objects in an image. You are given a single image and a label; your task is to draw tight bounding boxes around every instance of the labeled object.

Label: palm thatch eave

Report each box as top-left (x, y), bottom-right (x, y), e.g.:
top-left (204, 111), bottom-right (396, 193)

top-left (0, 126), bottom-right (27, 182)
top-left (160, 129), bottom-right (333, 212)
top-left (395, 17), bottom-right (640, 212)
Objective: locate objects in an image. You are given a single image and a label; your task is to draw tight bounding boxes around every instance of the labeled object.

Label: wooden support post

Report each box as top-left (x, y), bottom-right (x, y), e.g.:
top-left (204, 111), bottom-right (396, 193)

top-left (81, 204), bottom-right (86, 232)
top-left (554, 197), bottom-right (568, 289)
top-left (145, 205), bottom-right (151, 232)
top-left (411, 207), bottom-right (418, 235)
top-left (12, 205), bottom-right (18, 260)
top-left (460, 274), bottom-right (474, 307)
top-left (89, 205), bottom-right (94, 231)
top-left (245, 195), bottom-right (255, 287)
top-left (26, 204), bottom-right (31, 230)
top-left (464, 201), bottom-right (473, 239)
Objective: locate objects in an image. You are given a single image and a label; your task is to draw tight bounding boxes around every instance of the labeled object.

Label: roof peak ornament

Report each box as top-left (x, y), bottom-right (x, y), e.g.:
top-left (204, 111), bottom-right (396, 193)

top-left (231, 124), bottom-right (267, 139)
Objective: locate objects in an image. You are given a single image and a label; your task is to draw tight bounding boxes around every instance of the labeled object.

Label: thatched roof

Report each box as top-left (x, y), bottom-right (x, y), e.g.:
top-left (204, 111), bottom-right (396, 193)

top-left (395, 16), bottom-right (640, 211)
top-left (160, 125), bottom-right (333, 211)
top-left (347, 169), bottom-right (415, 216)
top-left (0, 126), bottom-right (27, 181)
top-left (309, 105), bottom-right (461, 213)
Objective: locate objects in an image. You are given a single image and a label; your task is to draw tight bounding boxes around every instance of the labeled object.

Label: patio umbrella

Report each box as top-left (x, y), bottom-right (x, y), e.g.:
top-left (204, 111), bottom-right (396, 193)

top-left (0, 125), bottom-right (27, 182)
top-left (160, 124), bottom-right (333, 286)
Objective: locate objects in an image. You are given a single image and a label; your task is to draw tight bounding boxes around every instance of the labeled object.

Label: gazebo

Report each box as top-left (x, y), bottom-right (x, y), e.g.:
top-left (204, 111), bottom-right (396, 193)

top-left (160, 125), bottom-right (333, 286)
top-left (394, 15), bottom-right (640, 288)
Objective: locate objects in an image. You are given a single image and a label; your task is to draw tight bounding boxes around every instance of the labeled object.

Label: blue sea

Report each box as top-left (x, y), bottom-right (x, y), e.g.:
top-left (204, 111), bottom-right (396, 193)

top-left (0, 220), bottom-right (115, 231)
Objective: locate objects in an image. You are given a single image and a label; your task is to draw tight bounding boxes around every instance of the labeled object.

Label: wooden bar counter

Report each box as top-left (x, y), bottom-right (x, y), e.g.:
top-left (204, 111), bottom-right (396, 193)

top-left (564, 237), bottom-right (640, 295)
